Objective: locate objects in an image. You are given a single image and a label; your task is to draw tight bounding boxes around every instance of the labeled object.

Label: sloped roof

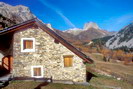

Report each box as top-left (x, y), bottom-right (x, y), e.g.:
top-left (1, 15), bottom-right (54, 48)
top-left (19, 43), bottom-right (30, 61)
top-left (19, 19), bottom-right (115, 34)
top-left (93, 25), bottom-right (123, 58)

top-left (0, 18), bottom-right (93, 64)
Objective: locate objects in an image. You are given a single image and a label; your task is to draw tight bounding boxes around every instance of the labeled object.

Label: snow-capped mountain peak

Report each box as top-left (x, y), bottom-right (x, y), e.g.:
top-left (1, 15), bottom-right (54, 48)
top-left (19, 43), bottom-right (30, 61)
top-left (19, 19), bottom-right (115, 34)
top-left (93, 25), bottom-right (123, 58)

top-left (63, 22), bottom-right (112, 40)
top-left (83, 22), bottom-right (100, 30)
top-left (64, 28), bottom-right (82, 35)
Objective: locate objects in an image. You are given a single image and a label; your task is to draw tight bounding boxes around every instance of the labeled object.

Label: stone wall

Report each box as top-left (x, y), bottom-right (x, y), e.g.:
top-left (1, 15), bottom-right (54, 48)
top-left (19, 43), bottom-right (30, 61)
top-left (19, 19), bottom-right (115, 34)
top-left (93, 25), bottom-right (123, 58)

top-left (13, 27), bottom-right (86, 82)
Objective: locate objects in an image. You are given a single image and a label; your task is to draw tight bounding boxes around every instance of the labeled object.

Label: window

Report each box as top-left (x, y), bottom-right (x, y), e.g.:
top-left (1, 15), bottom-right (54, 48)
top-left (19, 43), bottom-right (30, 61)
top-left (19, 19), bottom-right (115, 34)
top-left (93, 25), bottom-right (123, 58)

top-left (21, 38), bottom-right (35, 52)
top-left (23, 40), bottom-right (33, 49)
top-left (64, 56), bottom-right (73, 67)
top-left (31, 66), bottom-right (43, 78)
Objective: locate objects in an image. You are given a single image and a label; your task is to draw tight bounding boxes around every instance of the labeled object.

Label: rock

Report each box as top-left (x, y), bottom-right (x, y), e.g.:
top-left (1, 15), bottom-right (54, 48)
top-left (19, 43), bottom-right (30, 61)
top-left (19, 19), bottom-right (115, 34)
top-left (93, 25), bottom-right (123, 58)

top-left (117, 78), bottom-right (121, 80)
top-left (0, 2), bottom-right (35, 24)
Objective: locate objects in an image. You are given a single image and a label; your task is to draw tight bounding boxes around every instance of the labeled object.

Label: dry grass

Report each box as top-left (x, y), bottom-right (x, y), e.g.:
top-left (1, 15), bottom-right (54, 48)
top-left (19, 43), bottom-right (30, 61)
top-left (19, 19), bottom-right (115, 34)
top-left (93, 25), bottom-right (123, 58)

top-left (95, 61), bottom-right (133, 82)
top-left (2, 81), bottom-right (41, 89)
top-left (2, 81), bottom-right (96, 89)
top-left (87, 53), bottom-right (133, 84)
top-left (2, 74), bottom-right (133, 89)
top-left (41, 83), bottom-right (95, 89)
top-left (90, 74), bottom-right (133, 89)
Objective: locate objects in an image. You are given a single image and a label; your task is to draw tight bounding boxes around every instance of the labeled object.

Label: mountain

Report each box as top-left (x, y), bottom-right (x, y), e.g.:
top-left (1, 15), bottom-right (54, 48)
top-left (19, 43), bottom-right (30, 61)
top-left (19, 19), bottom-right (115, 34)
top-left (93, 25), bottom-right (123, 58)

top-left (0, 2), bottom-right (111, 43)
top-left (0, 2), bottom-right (35, 29)
top-left (92, 35), bottom-right (114, 46)
top-left (106, 23), bottom-right (133, 50)
top-left (64, 22), bottom-right (112, 41)
top-left (0, 14), bottom-right (16, 30)
top-left (84, 22), bottom-right (100, 30)
top-left (64, 28), bottom-right (82, 35)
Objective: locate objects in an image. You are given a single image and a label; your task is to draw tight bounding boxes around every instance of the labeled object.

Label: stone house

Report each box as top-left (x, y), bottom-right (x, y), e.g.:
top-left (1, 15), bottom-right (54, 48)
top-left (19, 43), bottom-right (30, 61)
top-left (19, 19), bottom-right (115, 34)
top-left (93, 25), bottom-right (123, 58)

top-left (0, 18), bottom-right (93, 83)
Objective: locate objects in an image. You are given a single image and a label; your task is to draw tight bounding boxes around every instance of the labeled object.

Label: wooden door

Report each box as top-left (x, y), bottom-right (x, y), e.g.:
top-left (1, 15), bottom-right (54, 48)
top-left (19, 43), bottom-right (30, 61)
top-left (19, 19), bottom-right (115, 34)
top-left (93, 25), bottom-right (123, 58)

top-left (2, 55), bottom-right (13, 72)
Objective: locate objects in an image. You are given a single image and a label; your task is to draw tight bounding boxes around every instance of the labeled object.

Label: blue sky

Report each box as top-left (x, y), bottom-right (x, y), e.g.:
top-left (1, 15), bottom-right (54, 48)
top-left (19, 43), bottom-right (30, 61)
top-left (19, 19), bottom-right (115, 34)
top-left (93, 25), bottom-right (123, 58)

top-left (1, 0), bottom-right (133, 31)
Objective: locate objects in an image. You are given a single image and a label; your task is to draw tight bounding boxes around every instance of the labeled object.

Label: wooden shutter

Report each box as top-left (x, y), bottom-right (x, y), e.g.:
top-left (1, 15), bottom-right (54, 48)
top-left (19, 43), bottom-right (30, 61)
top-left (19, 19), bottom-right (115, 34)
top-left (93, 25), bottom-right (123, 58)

top-left (2, 57), bottom-right (9, 70)
top-left (64, 56), bottom-right (73, 67)
top-left (23, 40), bottom-right (33, 49)
top-left (33, 67), bottom-right (41, 76)
top-left (69, 57), bottom-right (72, 66)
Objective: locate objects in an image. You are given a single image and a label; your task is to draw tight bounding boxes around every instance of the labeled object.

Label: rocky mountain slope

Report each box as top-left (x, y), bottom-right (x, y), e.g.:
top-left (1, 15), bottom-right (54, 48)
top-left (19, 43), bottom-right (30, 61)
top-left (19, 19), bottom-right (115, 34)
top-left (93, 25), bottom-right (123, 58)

top-left (106, 23), bottom-right (133, 49)
top-left (0, 14), bottom-right (16, 29)
top-left (64, 22), bottom-right (112, 41)
top-left (0, 2), bottom-right (35, 29)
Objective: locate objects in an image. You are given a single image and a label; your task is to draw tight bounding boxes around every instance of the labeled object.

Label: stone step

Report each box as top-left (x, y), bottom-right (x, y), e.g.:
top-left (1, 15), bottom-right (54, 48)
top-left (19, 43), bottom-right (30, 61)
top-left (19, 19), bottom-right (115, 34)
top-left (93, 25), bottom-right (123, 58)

top-left (53, 80), bottom-right (74, 84)
top-left (0, 82), bottom-right (4, 87)
top-left (0, 74), bottom-right (12, 81)
top-left (0, 82), bottom-right (3, 85)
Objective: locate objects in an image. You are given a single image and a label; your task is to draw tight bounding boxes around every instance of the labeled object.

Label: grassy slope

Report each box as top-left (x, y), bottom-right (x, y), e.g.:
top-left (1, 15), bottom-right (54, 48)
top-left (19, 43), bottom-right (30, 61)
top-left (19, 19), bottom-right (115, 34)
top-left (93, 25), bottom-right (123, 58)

top-left (85, 53), bottom-right (133, 89)
top-left (90, 74), bottom-right (133, 89)
top-left (94, 61), bottom-right (133, 83)
top-left (89, 53), bottom-right (133, 84)
top-left (2, 81), bottom-right (96, 89)
top-left (2, 75), bottom-right (133, 89)
top-left (2, 73), bottom-right (133, 89)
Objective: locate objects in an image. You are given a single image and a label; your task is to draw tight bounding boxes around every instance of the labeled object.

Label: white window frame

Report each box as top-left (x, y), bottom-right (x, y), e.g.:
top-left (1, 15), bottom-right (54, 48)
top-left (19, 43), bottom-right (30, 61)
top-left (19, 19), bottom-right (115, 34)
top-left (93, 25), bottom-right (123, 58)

top-left (31, 65), bottom-right (43, 78)
top-left (21, 38), bottom-right (35, 52)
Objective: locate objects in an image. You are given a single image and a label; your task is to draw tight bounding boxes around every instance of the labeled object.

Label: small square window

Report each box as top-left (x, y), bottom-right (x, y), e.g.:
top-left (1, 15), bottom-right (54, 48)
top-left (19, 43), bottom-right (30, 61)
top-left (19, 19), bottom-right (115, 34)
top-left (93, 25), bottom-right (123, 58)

top-left (31, 66), bottom-right (43, 78)
top-left (33, 67), bottom-right (41, 76)
top-left (21, 38), bottom-right (35, 52)
top-left (64, 55), bottom-right (73, 67)
top-left (23, 40), bottom-right (33, 49)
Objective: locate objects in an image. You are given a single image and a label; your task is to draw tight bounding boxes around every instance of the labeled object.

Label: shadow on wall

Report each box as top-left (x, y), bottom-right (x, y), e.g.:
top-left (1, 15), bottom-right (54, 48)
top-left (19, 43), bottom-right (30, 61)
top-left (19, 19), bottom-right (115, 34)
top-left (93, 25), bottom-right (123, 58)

top-left (86, 71), bottom-right (97, 82)
top-left (0, 81), bottom-right (9, 88)
top-left (0, 32), bottom-right (14, 77)
top-left (0, 65), bottom-right (10, 77)
top-left (0, 32), bottom-right (14, 57)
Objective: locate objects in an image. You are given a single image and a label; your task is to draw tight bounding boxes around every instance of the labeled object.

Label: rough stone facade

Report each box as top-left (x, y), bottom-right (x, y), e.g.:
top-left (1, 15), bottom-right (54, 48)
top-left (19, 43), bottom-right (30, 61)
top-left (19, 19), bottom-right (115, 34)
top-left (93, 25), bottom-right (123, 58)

top-left (12, 27), bottom-right (86, 82)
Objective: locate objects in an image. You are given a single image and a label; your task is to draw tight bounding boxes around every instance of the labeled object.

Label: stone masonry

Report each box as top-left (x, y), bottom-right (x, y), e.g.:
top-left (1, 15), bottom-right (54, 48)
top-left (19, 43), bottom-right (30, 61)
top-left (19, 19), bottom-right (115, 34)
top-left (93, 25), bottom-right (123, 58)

top-left (12, 27), bottom-right (86, 82)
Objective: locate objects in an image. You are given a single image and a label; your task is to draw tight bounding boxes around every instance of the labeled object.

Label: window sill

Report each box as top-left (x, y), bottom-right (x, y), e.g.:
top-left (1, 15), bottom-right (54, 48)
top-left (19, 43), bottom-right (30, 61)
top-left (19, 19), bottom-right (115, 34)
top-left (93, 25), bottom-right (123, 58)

top-left (64, 66), bottom-right (73, 68)
top-left (21, 49), bottom-right (35, 52)
top-left (32, 76), bottom-right (43, 78)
